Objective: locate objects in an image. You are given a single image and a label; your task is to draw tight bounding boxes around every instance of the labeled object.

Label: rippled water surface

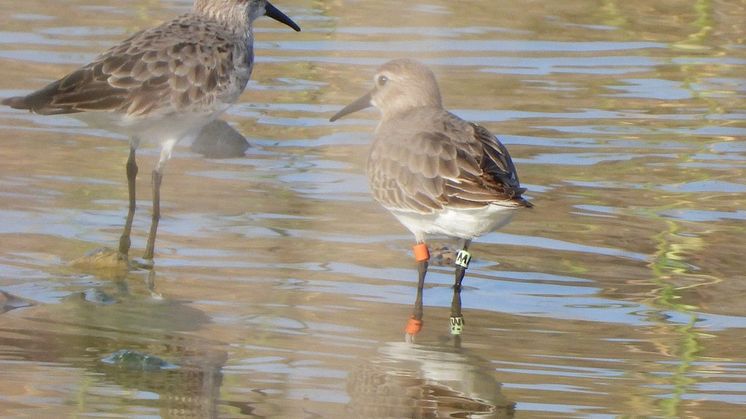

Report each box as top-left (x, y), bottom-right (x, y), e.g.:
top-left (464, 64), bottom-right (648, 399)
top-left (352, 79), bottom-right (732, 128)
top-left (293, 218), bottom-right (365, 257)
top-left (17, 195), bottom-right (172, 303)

top-left (1, 0), bottom-right (745, 417)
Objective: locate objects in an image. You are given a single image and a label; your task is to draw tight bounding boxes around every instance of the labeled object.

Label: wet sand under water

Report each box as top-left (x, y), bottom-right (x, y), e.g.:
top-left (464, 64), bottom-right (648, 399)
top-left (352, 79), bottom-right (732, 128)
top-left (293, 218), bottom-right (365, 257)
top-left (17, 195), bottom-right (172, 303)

top-left (1, 0), bottom-right (746, 417)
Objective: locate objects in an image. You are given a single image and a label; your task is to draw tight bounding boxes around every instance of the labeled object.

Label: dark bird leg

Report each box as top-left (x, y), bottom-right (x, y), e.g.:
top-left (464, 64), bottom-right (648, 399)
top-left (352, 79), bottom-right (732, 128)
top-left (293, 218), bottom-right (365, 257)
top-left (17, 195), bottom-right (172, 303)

top-left (406, 242), bottom-right (430, 341)
top-left (450, 239), bottom-right (472, 338)
top-left (143, 168), bottom-right (163, 261)
top-left (118, 144), bottom-right (138, 257)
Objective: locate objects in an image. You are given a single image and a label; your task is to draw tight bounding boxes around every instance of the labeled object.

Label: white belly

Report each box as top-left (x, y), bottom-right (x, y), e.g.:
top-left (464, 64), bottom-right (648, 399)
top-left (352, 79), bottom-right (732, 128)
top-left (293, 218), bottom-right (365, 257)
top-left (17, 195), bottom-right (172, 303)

top-left (74, 103), bottom-right (231, 169)
top-left (389, 204), bottom-right (516, 241)
top-left (76, 103), bottom-right (229, 145)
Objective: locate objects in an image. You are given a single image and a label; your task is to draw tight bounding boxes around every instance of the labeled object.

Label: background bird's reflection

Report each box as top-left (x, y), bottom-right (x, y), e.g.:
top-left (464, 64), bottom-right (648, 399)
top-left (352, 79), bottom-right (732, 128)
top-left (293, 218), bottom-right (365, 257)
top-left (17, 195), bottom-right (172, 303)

top-left (0, 270), bottom-right (228, 418)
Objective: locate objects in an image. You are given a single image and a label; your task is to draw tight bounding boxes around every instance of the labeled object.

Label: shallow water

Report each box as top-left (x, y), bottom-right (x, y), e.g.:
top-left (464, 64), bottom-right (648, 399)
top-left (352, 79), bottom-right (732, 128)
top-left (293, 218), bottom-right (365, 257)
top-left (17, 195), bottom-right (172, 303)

top-left (1, 0), bottom-right (745, 417)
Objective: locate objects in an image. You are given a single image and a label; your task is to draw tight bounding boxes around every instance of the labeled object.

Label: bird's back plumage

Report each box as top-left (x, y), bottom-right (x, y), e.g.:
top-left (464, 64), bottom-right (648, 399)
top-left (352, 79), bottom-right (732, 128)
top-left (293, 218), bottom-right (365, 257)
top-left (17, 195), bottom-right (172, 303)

top-left (368, 107), bottom-right (531, 215)
top-left (2, 14), bottom-right (251, 120)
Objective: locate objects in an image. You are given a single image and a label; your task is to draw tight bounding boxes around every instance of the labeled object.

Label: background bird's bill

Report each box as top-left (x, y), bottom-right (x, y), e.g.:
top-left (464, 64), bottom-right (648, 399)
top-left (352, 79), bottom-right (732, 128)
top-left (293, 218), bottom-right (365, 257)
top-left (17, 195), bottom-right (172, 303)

top-left (266, 2), bottom-right (301, 32)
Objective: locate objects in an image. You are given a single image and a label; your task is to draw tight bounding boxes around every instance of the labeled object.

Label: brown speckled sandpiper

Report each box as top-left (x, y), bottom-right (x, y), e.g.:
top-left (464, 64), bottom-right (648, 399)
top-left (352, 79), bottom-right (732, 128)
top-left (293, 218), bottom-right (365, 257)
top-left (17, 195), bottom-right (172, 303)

top-left (3, 0), bottom-right (300, 263)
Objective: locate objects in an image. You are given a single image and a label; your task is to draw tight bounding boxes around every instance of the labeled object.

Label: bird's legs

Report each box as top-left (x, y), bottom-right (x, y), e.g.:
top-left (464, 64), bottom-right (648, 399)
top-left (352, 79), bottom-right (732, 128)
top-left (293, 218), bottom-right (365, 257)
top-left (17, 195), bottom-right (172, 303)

top-left (118, 145), bottom-right (138, 256)
top-left (143, 140), bottom-right (176, 262)
top-left (450, 239), bottom-right (472, 337)
top-left (143, 168), bottom-right (162, 261)
top-left (406, 242), bottom-right (430, 340)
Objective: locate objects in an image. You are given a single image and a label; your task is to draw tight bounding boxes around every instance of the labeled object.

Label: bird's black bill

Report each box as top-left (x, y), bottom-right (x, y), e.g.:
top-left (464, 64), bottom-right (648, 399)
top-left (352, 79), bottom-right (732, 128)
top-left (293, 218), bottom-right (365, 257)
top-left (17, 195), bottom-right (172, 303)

top-left (329, 91), bottom-right (372, 122)
top-left (265, 2), bottom-right (301, 32)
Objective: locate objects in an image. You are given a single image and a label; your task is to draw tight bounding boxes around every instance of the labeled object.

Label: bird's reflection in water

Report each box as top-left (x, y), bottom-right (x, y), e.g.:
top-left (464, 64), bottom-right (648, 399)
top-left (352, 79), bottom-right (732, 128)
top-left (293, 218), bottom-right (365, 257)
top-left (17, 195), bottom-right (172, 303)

top-left (97, 347), bottom-right (227, 418)
top-left (86, 271), bottom-right (226, 417)
top-left (347, 341), bottom-right (515, 418)
top-left (2, 268), bottom-right (229, 418)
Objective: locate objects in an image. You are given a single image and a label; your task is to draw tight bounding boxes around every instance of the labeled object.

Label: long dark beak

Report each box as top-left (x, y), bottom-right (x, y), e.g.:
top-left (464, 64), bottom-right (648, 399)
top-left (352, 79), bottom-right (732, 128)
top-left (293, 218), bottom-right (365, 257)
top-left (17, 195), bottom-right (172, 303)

top-left (329, 91), bottom-right (373, 122)
top-left (265, 2), bottom-right (301, 32)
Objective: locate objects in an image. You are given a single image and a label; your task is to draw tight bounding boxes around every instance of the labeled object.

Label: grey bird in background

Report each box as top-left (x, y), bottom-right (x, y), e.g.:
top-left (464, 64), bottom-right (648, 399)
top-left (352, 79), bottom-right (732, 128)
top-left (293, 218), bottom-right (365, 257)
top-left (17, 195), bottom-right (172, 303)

top-left (3, 0), bottom-right (300, 264)
top-left (330, 59), bottom-right (531, 340)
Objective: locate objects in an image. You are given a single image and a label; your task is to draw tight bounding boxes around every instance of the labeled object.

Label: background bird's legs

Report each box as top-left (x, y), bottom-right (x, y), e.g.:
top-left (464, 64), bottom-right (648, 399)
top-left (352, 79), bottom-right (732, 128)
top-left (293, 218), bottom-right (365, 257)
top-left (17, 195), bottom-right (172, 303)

top-left (143, 168), bottom-right (162, 261)
top-left (143, 139), bottom-right (177, 261)
top-left (118, 143), bottom-right (138, 257)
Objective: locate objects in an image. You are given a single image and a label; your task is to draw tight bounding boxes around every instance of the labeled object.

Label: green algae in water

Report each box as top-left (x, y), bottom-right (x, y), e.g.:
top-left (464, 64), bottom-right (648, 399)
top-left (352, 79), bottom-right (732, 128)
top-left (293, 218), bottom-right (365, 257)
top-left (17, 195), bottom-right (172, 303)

top-left (101, 350), bottom-right (179, 371)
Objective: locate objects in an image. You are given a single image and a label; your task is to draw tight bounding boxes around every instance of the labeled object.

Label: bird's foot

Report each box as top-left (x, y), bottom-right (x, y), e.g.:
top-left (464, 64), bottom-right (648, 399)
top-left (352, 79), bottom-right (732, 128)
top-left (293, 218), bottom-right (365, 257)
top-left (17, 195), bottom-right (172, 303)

top-left (70, 247), bottom-right (130, 273)
top-left (129, 257), bottom-right (155, 271)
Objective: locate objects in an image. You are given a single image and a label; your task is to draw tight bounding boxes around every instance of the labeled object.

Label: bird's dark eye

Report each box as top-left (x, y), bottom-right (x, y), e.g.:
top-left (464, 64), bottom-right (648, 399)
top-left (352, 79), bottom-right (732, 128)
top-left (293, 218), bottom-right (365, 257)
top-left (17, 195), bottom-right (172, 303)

top-left (377, 75), bottom-right (388, 86)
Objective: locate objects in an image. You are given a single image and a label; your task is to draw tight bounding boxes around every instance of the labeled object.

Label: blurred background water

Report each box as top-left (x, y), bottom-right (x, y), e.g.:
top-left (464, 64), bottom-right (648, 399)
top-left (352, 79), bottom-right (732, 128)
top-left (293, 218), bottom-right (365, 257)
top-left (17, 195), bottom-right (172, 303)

top-left (0, 0), bottom-right (745, 417)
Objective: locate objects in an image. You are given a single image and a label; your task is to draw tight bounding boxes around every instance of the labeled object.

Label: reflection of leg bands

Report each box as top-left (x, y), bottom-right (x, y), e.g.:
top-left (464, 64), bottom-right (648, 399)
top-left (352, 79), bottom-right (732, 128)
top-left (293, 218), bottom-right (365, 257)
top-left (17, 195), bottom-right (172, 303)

top-left (450, 316), bottom-right (464, 335)
top-left (455, 250), bottom-right (471, 268)
top-left (413, 243), bottom-right (430, 262)
top-left (405, 316), bottom-right (423, 335)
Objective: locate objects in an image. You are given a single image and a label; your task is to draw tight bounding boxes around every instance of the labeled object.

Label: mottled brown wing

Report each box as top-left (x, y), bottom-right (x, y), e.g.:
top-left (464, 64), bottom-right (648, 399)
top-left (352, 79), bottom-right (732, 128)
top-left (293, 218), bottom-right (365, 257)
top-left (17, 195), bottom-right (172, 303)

top-left (3, 16), bottom-right (243, 117)
top-left (367, 113), bottom-right (530, 213)
top-left (368, 130), bottom-right (455, 213)
top-left (1, 54), bottom-right (130, 115)
top-left (444, 122), bottom-right (530, 208)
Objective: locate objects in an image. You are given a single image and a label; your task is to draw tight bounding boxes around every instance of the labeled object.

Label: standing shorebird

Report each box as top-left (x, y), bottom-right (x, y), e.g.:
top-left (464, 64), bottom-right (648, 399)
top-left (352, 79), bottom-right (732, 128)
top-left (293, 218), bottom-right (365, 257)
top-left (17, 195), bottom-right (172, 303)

top-left (330, 59), bottom-right (531, 339)
top-left (2, 0), bottom-right (300, 263)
